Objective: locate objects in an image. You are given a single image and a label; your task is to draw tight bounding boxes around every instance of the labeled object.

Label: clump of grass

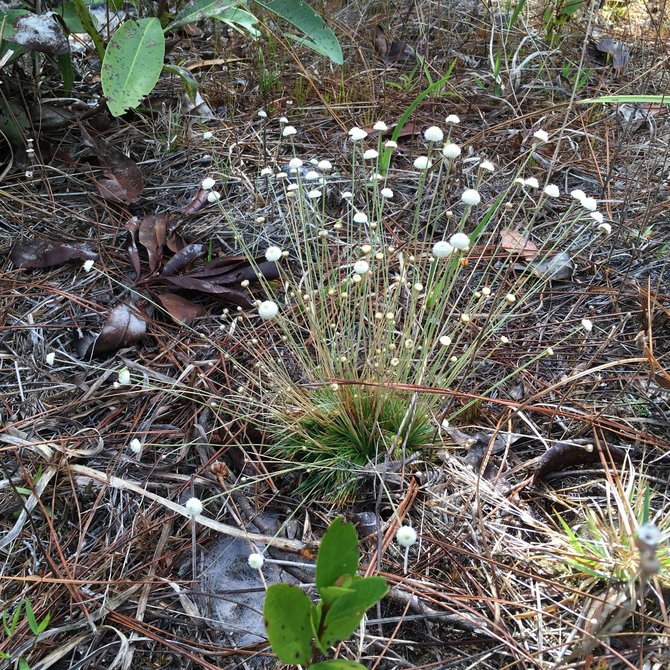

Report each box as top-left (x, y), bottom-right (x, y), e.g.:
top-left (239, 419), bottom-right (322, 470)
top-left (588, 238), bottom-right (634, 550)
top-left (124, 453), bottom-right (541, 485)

top-left (216, 119), bottom-right (612, 503)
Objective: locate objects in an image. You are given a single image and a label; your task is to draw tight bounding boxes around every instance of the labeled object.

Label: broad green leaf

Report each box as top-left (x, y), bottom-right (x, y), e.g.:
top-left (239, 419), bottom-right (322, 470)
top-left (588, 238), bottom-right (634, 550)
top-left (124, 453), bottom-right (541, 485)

top-left (578, 94), bottom-right (670, 105)
top-left (58, 53), bottom-right (75, 92)
top-left (71, 0), bottom-right (105, 59)
top-left (217, 7), bottom-right (260, 37)
top-left (163, 64), bottom-right (198, 102)
top-left (319, 585), bottom-right (355, 607)
top-left (57, 2), bottom-right (97, 34)
top-left (254, 0), bottom-right (343, 65)
top-left (101, 18), bottom-right (165, 117)
top-left (165, 0), bottom-right (244, 31)
top-left (320, 577), bottom-right (388, 648)
top-left (264, 584), bottom-right (314, 665)
top-left (309, 662), bottom-right (367, 670)
top-left (316, 517), bottom-right (359, 596)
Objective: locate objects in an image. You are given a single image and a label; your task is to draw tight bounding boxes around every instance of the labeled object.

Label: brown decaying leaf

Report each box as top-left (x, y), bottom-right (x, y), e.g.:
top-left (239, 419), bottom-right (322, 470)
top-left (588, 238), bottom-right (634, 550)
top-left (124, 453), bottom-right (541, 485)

top-left (162, 243), bottom-right (206, 275)
top-left (182, 188), bottom-right (211, 216)
top-left (139, 213), bottom-right (170, 273)
top-left (373, 24), bottom-right (416, 64)
top-left (500, 229), bottom-right (538, 260)
top-left (162, 275), bottom-right (252, 307)
top-left (92, 303), bottom-right (147, 355)
top-left (10, 239), bottom-right (97, 269)
top-left (533, 441), bottom-right (626, 482)
top-left (157, 292), bottom-right (206, 325)
top-left (125, 218), bottom-right (142, 279)
top-left (81, 128), bottom-right (144, 204)
top-left (186, 257), bottom-right (279, 284)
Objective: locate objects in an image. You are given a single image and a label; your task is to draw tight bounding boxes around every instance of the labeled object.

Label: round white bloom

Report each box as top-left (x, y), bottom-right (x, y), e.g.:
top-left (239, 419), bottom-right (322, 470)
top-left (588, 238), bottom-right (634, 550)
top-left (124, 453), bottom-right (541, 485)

top-left (257, 109), bottom-right (267, 118)
top-left (524, 177), bottom-right (539, 189)
top-left (117, 367), bottom-right (131, 386)
top-left (129, 438), bottom-right (142, 453)
top-left (260, 167), bottom-right (273, 177)
top-left (201, 177), bottom-right (216, 190)
top-left (373, 121), bottom-right (388, 131)
top-left (381, 187), bottom-right (394, 198)
top-left (505, 293), bottom-right (516, 304)
top-left (353, 211), bottom-right (368, 224)
top-left (445, 114), bottom-right (460, 124)
top-left (348, 127), bottom-right (368, 141)
top-left (207, 191), bottom-right (221, 202)
top-left (279, 116), bottom-right (288, 124)
top-left (288, 157), bottom-right (303, 169)
top-left (396, 526), bottom-right (418, 547)
top-left (543, 184), bottom-right (560, 198)
top-left (570, 189), bottom-right (586, 202)
top-left (363, 149), bottom-right (379, 160)
top-left (286, 183), bottom-right (299, 192)
top-left (83, 259), bottom-right (95, 272)
top-left (341, 191), bottom-right (353, 199)
top-left (581, 197), bottom-right (598, 212)
top-left (45, 352), bottom-right (55, 366)
top-left (307, 189), bottom-right (322, 199)
top-left (597, 222), bottom-right (612, 235)
top-left (637, 523), bottom-right (661, 548)
top-left (275, 172), bottom-right (288, 179)
top-left (369, 173), bottom-right (383, 182)
top-left (265, 246), bottom-right (282, 262)
top-left (533, 129), bottom-right (549, 143)
top-left (258, 300), bottom-right (279, 320)
top-left (461, 189), bottom-right (481, 206)
top-left (384, 140), bottom-right (398, 149)
top-left (479, 160), bottom-right (495, 172)
top-left (432, 240), bottom-right (454, 257)
top-left (590, 211), bottom-right (604, 224)
top-left (248, 552), bottom-right (265, 569)
top-left (513, 177), bottom-right (525, 186)
top-left (439, 335), bottom-right (452, 346)
top-left (442, 143), bottom-right (461, 159)
top-left (353, 260), bottom-right (370, 275)
top-left (581, 318), bottom-right (593, 332)
top-left (424, 126), bottom-right (444, 143)
top-left (282, 125), bottom-right (297, 137)
top-left (449, 232), bottom-right (470, 250)
top-left (202, 131), bottom-right (213, 140)
top-left (413, 156), bottom-right (432, 170)
top-left (317, 160), bottom-right (332, 171)
top-left (185, 497), bottom-right (203, 516)
top-left (500, 335), bottom-right (510, 344)
top-left (304, 170), bottom-right (320, 180)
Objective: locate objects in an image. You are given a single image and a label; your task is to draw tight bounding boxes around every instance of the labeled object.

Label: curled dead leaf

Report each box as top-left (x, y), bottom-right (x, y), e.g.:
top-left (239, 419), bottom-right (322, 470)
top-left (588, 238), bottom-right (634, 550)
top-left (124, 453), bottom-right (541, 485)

top-left (157, 292), bottom-right (206, 325)
top-left (91, 303), bottom-right (147, 355)
top-left (533, 441), bottom-right (626, 483)
top-left (500, 229), bottom-right (538, 260)
top-left (10, 239), bottom-right (97, 269)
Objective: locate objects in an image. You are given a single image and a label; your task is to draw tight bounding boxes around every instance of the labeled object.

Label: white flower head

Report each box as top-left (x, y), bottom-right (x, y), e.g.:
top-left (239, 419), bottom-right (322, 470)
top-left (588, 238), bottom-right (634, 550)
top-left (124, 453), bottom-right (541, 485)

top-left (396, 526), bottom-right (418, 547)
top-left (363, 149), bottom-right (379, 160)
top-left (278, 116), bottom-right (289, 124)
top-left (288, 157), bottom-right (303, 169)
top-left (260, 167), bottom-right (273, 177)
top-left (570, 189), bottom-right (586, 202)
top-left (304, 170), bottom-right (320, 180)
top-left (129, 438), bottom-right (142, 453)
top-left (353, 260), bottom-right (370, 275)
top-left (248, 553), bottom-right (265, 569)
top-left (432, 240), bottom-right (454, 258)
top-left (307, 189), bottom-right (322, 199)
top-left (424, 126), bottom-right (444, 143)
top-left (82, 259), bottom-right (95, 272)
top-left (373, 120), bottom-right (388, 132)
top-left (413, 156), bottom-right (432, 170)
top-left (117, 367), bottom-right (131, 386)
top-left (439, 335), bottom-right (452, 346)
top-left (45, 352), bottom-right (55, 366)
top-left (590, 211), bottom-right (604, 224)
top-left (201, 177), bottom-right (216, 190)
top-left (317, 159), bottom-right (332, 171)
top-left (449, 232), bottom-right (470, 250)
top-left (202, 131), bottom-right (213, 140)
top-left (637, 522), bottom-right (661, 548)
top-left (258, 300), bottom-right (279, 320)
top-left (524, 177), bottom-right (539, 189)
top-left (461, 189), bottom-right (481, 206)
top-left (445, 114), bottom-right (460, 124)
top-left (533, 129), bottom-right (549, 143)
top-left (282, 125), bottom-right (297, 137)
top-left (581, 318), bottom-right (593, 332)
top-left (185, 497), bottom-right (203, 516)
top-left (369, 173), bottom-right (383, 182)
top-left (265, 246), bottom-right (282, 262)
top-left (543, 184), bottom-right (560, 198)
top-left (348, 126), bottom-right (368, 141)
top-left (479, 160), bottom-right (495, 172)
top-left (207, 191), bottom-right (221, 202)
top-left (381, 187), bottom-right (394, 198)
top-left (442, 143), bottom-right (461, 159)
top-left (384, 140), bottom-right (398, 149)
top-left (597, 222), bottom-right (612, 235)
top-left (353, 211), bottom-right (368, 224)
top-left (581, 197), bottom-right (598, 212)
top-left (341, 191), bottom-right (353, 199)
top-left (257, 109), bottom-right (267, 118)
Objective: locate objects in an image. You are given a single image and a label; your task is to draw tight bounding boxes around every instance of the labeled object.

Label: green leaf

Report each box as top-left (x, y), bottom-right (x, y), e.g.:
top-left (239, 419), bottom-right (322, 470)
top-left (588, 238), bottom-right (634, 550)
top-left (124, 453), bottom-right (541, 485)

top-left (163, 64), bottom-right (198, 102)
top-left (309, 662), bottom-right (367, 670)
top-left (264, 584), bottom-right (314, 665)
top-left (316, 517), bottom-right (359, 596)
top-left (165, 0), bottom-right (244, 31)
top-left (217, 7), bottom-right (260, 37)
top-left (254, 0), bottom-right (343, 65)
top-left (319, 576), bottom-right (388, 648)
top-left (24, 599), bottom-right (39, 635)
top-left (101, 18), bottom-right (165, 117)
top-left (58, 53), bottom-right (75, 93)
top-left (578, 94), bottom-right (670, 105)
top-left (71, 0), bottom-right (105, 59)
top-left (319, 585), bottom-right (355, 606)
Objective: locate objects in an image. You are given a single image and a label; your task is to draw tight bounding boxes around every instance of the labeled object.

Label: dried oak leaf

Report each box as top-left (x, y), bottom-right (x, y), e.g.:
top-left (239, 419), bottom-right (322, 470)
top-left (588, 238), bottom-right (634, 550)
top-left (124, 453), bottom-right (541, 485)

top-left (10, 239), bottom-right (97, 269)
top-left (162, 243), bottom-right (207, 275)
top-left (139, 213), bottom-right (170, 273)
top-left (162, 275), bottom-right (252, 307)
top-left (500, 229), bottom-right (538, 260)
top-left (91, 303), bottom-right (147, 355)
top-left (533, 440), bottom-right (626, 483)
top-left (157, 292), bottom-right (206, 325)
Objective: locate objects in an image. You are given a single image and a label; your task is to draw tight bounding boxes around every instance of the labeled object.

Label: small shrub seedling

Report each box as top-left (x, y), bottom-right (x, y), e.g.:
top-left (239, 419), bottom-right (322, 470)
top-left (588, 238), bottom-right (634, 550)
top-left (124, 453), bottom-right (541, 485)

top-left (263, 517), bottom-right (388, 669)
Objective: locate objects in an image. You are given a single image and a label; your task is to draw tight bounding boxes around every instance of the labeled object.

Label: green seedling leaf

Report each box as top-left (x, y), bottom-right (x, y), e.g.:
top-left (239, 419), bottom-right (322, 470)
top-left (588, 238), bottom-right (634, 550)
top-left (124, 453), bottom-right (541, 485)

top-left (71, 0), bottom-right (104, 59)
top-left (101, 18), bottom-right (165, 117)
top-left (217, 7), bottom-right (260, 36)
top-left (4, 600), bottom-right (23, 636)
top-left (309, 662), bottom-right (367, 670)
top-left (578, 95), bottom-right (670, 105)
top-left (163, 64), bottom-right (198, 102)
top-left (264, 584), bottom-right (314, 665)
top-left (316, 517), bottom-right (359, 596)
top-left (319, 585), bottom-right (355, 606)
top-left (320, 576), bottom-right (388, 648)
top-left (58, 53), bottom-right (75, 92)
top-left (166, 0), bottom-right (244, 31)
top-left (254, 0), bottom-right (343, 64)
